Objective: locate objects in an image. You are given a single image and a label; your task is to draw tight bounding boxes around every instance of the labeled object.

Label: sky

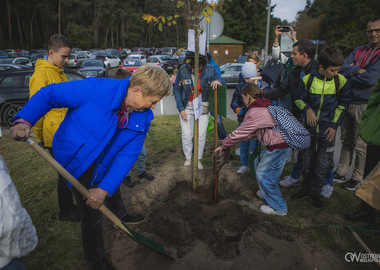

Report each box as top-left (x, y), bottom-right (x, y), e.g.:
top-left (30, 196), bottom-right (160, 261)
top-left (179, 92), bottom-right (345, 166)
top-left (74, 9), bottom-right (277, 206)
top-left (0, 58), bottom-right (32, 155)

top-left (271, 0), bottom-right (308, 22)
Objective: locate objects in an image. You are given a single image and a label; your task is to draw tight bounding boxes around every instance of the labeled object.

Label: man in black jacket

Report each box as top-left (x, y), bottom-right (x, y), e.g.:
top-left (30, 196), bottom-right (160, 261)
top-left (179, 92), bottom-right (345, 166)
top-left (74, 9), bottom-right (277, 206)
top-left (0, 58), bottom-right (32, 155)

top-left (264, 40), bottom-right (318, 119)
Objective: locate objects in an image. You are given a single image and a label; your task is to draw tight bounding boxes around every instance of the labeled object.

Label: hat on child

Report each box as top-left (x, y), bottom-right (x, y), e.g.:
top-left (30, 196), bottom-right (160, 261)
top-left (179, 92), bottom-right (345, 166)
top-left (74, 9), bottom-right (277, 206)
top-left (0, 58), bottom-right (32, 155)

top-left (241, 62), bottom-right (258, 79)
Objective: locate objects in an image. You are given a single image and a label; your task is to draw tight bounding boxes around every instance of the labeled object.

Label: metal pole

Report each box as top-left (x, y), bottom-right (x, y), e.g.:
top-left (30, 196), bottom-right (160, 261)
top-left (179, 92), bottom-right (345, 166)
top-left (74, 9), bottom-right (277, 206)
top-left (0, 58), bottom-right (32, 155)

top-left (264, 0), bottom-right (271, 65)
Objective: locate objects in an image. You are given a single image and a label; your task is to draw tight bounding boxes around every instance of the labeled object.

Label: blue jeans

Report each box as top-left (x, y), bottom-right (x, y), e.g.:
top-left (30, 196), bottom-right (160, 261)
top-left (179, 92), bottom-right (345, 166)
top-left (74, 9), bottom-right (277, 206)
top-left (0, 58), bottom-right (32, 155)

top-left (210, 112), bottom-right (227, 140)
top-left (255, 147), bottom-right (292, 214)
top-left (290, 151), bottom-right (333, 185)
top-left (238, 122), bottom-right (255, 167)
top-left (2, 258), bottom-right (25, 270)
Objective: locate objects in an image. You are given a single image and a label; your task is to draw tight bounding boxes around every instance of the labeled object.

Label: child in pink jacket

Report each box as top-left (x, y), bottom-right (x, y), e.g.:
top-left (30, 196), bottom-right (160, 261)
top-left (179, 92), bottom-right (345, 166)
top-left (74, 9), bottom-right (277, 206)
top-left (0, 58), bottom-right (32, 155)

top-left (215, 83), bottom-right (292, 215)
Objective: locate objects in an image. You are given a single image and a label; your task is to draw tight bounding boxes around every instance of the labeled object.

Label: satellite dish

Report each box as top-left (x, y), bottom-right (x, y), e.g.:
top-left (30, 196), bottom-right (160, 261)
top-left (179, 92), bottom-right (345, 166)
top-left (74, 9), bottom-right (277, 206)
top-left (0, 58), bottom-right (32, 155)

top-left (199, 10), bottom-right (224, 40)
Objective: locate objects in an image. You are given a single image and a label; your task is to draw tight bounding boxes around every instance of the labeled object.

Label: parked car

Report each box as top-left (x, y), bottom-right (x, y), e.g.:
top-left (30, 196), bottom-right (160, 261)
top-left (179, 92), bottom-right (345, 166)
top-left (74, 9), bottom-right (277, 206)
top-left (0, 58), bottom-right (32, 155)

top-left (30, 52), bottom-right (48, 66)
top-left (0, 50), bottom-right (9, 58)
top-left (121, 59), bottom-right (143, 73)
top-left (0, 58), bottom-right (33, 67)
top-left (162, 47), bottom-right (176, 56)
top-left (90, 51), bottom-right (121, 69)
top-left (220, 63), bottom-right (243, 87)
top-left (126, 54), bottom-right (146, 64)
top-left (235, 55), bottom-right (248, 63)
top-left (147, 55), bottom-right (178, 72)
top-left (0, 64), bottom-right (33, 72)
top-left (0, 70), bottom-right (85, 127)
top-left (77, 60), bottom-right (108, 78)
top-left (67, 53), bottom-right (89, 68)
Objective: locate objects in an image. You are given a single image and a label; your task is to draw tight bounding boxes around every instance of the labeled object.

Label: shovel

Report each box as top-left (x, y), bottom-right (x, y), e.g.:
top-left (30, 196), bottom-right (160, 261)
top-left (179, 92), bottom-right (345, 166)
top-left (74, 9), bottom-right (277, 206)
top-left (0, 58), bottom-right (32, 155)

top-left (18, 131), bottom-right (173, 259)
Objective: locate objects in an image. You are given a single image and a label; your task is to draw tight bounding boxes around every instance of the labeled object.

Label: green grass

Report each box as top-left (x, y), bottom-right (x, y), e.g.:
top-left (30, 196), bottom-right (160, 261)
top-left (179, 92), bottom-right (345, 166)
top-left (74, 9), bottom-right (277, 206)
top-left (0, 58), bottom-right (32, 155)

top-left (1, 115), bottom-right (380, 269)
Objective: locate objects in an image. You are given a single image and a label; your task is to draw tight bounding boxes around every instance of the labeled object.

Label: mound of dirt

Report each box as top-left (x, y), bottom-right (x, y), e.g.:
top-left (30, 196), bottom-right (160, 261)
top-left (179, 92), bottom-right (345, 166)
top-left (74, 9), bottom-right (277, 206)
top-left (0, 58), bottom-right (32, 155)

top-left (99, 163), bottom-right (346, 270)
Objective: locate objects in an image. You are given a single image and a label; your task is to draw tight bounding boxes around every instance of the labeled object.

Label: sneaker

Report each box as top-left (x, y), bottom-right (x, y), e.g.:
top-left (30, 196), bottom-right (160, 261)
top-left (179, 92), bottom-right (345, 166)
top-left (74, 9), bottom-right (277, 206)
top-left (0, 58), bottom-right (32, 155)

top-left (184, 159), bottom-right (191, 166)
top-left (121, 213), bottom-right (145, 224)
top-left (291, 188), bottom-right (310, 200)
top-left (256, 190), bottom-right (264, 199)
top-left (279, 175), bottom-right (300, 187)
top-left (320, 184), bottom-right (333, 199)
top-left (260, 205), bottom-right (287, 216)
top-left (237, 166), bottom-right (248, 175)
top-left (333, 172), bottom-right (346, 183)
top-left (310, 193), bottom-right (324, 209)
top-left (138, 171), bottom-right (154, 181)
top-left (198, 160), bottom-right (203, 170)
top-left (123, 176), bottom-right (134, 188)
top-left (344, 179), bottom-right (360, 191)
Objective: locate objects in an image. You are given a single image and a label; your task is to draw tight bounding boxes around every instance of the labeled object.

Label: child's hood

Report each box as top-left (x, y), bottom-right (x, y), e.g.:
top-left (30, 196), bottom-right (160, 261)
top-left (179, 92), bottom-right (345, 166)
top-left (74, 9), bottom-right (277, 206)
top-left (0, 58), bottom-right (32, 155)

top-left (34, 58), bottom-right (63, 72)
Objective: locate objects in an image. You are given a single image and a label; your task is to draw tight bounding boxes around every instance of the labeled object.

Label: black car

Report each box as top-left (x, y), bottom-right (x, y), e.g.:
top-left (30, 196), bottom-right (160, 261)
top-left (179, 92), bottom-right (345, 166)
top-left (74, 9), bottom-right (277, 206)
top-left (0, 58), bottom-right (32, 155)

top-left (77, 60), bottom-right (108, 78)
top-left (0, 70), bottom-right (85, 127)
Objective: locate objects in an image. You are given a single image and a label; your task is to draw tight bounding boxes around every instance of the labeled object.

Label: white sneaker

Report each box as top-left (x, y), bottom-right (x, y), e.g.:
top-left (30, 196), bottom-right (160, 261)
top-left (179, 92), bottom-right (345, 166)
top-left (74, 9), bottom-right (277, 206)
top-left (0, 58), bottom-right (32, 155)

top-left (320, 184), bottom-right (333, 199)
top-left (260, 205), bottom-right (287, 216)
top-left (237, 166), bottom-right (248, 175)
top-left (184, 159), bottom-right (191, 166)
top-left (198, 160), bottom-right (203, 170)
top-left (256, 190), bottom-right (264, 199)
top-left (279, 175), bottom-right (300, 187)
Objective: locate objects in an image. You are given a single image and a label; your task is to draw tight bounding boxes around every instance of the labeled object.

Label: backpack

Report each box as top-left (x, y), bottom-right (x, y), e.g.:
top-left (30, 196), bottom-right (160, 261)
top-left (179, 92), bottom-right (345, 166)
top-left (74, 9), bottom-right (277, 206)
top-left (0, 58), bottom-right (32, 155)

top-left (261, 58), bottom-right (286, 88)
top-left (267, 105), bottom-right (311, 151)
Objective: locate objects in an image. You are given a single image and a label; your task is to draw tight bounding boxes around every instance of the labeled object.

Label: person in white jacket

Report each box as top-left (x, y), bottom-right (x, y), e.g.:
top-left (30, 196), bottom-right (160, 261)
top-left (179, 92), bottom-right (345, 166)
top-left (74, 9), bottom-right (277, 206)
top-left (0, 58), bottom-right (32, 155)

top-left (272, 25), bottom-right (297, 64)
top-left (0, 155), bottom-right (38, 270)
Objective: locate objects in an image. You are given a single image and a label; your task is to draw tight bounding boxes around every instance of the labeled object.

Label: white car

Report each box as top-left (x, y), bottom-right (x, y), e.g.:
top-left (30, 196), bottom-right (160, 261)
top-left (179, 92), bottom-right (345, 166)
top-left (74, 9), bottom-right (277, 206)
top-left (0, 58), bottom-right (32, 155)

top-left (91, 52), bottom-right (121, 69)
top-left (0, 57), bottom-right (33, 67)
top-left (126, 54), bottom-right (146, 64)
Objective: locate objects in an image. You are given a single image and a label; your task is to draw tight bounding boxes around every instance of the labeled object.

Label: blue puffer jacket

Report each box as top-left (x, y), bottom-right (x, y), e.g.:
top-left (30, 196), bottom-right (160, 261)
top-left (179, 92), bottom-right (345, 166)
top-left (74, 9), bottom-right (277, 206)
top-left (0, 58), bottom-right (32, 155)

top-left (15, 77), bottom-right (153, 196)
top-left (173, 63), bottom-right (223, 112)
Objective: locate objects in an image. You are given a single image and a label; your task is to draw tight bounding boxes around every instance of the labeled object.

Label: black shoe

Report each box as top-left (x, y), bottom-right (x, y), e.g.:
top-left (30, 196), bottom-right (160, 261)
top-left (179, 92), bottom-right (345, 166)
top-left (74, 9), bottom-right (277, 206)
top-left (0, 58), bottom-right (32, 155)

top-left (123, 176), bottom-right (134, 188)
top-left (344, 179), bottom-right (360, 191)
top-left (121, 213), bottom-right (145, 224)
top-left (138, 171), bottom-right (155, 181)
top-left (333, 172), bottom-right (346, 183)
top-left (91, 257), bottom-right (113, 270)
top-left (310, 193), bottom-right (324, 209)
top-left (291, 188), bottom-right (310, 200)
top-left (345, 203), bottom-right (376, 223)
top-left (58, 207), bottom-right (81, 222)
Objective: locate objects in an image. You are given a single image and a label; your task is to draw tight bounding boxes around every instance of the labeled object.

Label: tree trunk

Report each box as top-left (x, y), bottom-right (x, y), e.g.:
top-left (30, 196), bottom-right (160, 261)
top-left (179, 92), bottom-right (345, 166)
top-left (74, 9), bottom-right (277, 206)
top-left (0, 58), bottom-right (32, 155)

top-left (58, 0), bottom-right (61, 34)
top-left (6, 0), bottom-right (12, 42)
top-left (192, 28), bottom-right (200, 191)
top-left (16, 8), bottom-right (23, 48)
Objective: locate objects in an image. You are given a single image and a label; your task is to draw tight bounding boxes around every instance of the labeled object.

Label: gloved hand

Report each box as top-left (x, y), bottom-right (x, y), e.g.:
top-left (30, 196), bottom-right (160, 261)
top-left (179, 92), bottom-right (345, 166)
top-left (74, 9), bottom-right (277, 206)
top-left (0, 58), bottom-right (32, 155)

top-left (235, 107), bottom-right (242, 115)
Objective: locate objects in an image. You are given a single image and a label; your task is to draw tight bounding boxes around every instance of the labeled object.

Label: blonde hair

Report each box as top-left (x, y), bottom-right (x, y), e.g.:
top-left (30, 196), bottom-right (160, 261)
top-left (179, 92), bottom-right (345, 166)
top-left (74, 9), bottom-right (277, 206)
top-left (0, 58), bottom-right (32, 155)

top-left (129, 65), bottom-right (171, 97)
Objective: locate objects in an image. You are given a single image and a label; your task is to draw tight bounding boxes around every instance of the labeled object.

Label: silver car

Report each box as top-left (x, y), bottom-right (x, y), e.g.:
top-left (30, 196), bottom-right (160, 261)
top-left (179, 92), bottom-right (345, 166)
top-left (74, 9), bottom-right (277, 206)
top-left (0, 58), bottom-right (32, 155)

top-left (220, 63), bottom-right (243, 88)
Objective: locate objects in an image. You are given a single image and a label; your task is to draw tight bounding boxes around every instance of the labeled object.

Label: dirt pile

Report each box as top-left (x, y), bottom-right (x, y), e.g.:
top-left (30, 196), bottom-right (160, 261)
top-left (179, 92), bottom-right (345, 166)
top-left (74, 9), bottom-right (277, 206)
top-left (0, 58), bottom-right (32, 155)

top-left (100, 164), bottom-right (345, 270)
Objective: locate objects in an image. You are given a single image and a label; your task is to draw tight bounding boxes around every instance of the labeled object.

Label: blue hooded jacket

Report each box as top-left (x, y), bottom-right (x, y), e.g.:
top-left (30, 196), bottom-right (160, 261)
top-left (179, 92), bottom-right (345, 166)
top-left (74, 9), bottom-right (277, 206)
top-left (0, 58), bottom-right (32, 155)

top-left (15, 77), bottom-right (153, 196)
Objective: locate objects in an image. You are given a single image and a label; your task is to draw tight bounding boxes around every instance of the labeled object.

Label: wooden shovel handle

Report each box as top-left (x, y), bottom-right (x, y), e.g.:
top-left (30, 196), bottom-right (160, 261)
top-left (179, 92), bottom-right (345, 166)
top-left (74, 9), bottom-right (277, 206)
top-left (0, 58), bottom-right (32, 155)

top-left (19, 132), bottom-right (134, 238)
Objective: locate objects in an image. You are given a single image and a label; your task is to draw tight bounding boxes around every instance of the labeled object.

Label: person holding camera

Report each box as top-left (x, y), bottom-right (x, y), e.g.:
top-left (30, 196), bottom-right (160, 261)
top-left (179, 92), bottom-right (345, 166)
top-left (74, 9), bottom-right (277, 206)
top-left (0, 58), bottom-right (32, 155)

top-left (173, 51), bottom-right (224, 169)
top-left (272, 25), bottom-right (297, 65)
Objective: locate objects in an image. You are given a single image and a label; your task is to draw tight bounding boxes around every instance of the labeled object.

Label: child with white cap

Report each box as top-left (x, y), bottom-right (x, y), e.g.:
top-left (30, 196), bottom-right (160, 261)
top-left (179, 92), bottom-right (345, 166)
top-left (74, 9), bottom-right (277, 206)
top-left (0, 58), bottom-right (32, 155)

top-left (230, 62), bottom-right (270, 175)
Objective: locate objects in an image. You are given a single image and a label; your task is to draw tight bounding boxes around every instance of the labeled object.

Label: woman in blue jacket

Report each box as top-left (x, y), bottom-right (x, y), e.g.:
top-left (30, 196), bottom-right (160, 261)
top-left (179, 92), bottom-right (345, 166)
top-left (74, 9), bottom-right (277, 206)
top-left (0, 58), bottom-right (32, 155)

top-left (10, 65), bottom-right (171, 269)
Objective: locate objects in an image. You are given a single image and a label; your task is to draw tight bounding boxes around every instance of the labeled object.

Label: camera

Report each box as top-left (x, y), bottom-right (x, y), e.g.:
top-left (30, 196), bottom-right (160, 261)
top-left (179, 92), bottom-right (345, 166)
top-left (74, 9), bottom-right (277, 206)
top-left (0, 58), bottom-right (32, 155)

top-left (278, 26), bottom-right (290, 32)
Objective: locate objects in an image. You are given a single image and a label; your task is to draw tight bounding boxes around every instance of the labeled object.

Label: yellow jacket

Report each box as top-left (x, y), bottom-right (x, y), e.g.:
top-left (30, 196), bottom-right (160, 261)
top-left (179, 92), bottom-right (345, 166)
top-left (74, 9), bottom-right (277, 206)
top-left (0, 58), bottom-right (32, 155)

top-left (29, 59), bottom-right (68, 147)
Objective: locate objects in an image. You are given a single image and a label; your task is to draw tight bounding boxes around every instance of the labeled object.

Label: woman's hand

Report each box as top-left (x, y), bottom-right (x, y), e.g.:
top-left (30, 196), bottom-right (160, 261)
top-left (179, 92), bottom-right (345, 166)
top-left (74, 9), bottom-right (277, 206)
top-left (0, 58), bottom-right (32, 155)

top-left (214, 146), bottom-right (223, 154)
top-left (10, 123), bottom-right (31, 141)
top-left (180, 110), bottom-right (188, 121)
top-left (211, 80), bottom-right (222, 90)
top-left (86, 188), bottom-right (108, 209)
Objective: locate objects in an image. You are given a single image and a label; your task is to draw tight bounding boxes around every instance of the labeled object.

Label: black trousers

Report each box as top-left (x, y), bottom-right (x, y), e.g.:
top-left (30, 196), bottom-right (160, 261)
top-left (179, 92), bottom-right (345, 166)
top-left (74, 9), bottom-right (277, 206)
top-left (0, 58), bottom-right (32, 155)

top-left (47, 147), bottom-right (75, 215)
top-left (302, 132), bottom-right (335, 194)
top-left (71, 162), bottom-right (127, 263)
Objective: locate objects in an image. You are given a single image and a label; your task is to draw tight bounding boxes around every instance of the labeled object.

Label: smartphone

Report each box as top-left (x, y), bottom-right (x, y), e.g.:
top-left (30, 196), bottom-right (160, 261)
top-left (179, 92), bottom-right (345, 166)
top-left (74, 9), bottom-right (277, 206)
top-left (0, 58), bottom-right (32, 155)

top-left (278, 26), bottom-right (290, 32)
